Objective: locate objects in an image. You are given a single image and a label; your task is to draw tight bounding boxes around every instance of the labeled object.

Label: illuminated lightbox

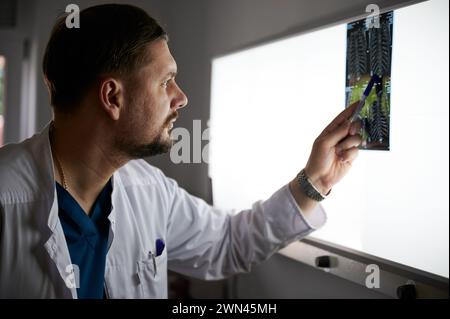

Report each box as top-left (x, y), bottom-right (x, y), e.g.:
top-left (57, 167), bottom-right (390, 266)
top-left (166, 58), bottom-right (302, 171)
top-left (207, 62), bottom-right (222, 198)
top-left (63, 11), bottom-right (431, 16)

top-left (209, 0), bottom-right (449, 278)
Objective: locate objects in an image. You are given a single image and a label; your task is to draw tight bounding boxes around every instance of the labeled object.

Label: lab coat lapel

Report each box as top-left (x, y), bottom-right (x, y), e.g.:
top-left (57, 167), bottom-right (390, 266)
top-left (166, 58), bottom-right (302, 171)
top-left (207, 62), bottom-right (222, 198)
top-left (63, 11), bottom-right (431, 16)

top-left (34, 122), bottom-right (77, 298)
top-left (106, 173), bottom-right (121, 252)
top-left (43, 192), bottom-right (77, 299)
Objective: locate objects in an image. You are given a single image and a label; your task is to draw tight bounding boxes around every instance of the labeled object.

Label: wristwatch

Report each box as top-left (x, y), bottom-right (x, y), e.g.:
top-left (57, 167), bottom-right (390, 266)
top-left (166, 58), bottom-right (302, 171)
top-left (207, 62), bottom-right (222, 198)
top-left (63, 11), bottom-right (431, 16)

top-left (296, 169), bottom-right (331, 202)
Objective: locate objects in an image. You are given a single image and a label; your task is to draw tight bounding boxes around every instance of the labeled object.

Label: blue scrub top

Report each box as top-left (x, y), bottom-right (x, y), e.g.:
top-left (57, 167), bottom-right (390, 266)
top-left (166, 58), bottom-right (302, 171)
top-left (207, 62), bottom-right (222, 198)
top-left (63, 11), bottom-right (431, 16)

top-left (56, 180), bottom-right (112, 299)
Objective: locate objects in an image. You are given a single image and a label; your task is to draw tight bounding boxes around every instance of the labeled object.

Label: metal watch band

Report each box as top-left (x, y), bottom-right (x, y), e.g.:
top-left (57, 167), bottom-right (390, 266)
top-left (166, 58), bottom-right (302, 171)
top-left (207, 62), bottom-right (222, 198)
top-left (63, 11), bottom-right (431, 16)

top-left (296, 169), bottom-right (330, 202)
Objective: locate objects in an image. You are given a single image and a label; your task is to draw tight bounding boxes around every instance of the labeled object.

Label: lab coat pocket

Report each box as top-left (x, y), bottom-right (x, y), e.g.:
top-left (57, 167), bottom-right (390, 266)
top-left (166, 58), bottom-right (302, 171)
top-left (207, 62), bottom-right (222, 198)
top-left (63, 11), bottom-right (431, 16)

top-left (137, 253), bottom-right (167, 298)
top-left (104, 265), bottom-right (141, 299)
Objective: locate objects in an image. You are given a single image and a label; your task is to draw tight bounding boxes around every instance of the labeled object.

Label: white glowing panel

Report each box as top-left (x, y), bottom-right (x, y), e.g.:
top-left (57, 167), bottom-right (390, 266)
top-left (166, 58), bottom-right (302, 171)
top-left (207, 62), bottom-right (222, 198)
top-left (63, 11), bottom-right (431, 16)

top-left (209, 0), bottom-right (449, 278)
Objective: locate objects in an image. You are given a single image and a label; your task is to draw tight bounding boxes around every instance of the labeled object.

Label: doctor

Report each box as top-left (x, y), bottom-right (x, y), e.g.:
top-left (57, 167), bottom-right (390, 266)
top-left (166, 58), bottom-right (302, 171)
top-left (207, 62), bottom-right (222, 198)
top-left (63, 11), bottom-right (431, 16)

top-left (0, 4), bottom-right (362, 298)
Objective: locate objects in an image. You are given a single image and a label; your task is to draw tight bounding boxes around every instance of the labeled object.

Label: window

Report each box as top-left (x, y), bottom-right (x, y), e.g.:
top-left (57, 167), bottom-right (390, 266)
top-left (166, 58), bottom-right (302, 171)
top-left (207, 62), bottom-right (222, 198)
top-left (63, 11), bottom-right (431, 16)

top-left (0, 55), bottom-right (5, 147)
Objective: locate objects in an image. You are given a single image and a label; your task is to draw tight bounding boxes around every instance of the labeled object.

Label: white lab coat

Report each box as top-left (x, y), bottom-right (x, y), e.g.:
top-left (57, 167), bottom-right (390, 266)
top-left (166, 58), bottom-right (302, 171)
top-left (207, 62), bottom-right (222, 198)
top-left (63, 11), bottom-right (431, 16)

top-left (0, 123), bottom-right (327, 299)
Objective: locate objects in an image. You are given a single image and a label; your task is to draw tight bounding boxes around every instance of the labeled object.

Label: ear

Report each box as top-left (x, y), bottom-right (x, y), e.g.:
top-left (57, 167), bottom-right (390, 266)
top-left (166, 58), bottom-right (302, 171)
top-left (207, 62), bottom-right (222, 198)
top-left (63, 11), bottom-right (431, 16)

top-left (98, 78), bottom-right (124, 121)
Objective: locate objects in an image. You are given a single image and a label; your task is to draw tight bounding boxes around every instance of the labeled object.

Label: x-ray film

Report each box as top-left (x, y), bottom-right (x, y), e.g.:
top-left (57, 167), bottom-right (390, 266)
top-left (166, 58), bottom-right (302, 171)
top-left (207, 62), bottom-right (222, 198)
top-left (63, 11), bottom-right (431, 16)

top-left (345, 11), bottom-right (393, 151)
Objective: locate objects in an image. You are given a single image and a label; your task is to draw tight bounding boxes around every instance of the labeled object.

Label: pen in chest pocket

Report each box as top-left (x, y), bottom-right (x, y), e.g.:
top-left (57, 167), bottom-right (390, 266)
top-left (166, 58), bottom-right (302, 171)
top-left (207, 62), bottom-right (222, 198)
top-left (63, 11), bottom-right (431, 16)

top-left (149, 238), bottom-right (165, 278)
top-left (156, 238), bottom-right (165, 256)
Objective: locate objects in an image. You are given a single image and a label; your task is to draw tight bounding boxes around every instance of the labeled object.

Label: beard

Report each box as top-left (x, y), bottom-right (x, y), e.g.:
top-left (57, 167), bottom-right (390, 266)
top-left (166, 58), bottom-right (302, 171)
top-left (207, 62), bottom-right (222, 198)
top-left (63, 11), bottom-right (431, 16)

top-left (125, 130), bottom-right (173, 158)
top-left (116, 112), bottom-right (178, 159)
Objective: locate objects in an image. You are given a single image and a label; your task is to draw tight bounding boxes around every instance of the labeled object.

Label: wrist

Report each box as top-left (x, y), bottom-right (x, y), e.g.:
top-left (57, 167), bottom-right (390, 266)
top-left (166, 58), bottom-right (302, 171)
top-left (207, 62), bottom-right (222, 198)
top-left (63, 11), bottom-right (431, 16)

top-left (304, 168), bottom-right (332, 196)
top-left (298, 168), bottom-right (331, 202)
top-left (289, 179), bottom-right (319, 214)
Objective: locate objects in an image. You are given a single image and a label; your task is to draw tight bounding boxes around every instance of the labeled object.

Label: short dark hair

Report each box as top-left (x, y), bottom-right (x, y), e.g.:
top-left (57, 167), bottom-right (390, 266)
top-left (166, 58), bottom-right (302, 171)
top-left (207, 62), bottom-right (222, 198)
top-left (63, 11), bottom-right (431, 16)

top-left (43, 4), bottom-right (167, 112)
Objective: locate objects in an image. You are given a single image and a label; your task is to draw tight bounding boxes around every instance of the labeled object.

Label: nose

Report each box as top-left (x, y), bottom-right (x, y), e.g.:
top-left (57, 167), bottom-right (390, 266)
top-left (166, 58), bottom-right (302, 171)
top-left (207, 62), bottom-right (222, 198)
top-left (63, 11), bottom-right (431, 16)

top-left (171, 82), bottom-right (188, 110)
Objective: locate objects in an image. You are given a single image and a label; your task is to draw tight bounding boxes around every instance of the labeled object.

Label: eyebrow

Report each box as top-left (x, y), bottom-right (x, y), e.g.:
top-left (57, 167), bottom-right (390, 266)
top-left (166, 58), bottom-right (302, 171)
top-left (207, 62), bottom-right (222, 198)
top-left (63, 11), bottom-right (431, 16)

top-left (163, 70), bottom-right (177, 79)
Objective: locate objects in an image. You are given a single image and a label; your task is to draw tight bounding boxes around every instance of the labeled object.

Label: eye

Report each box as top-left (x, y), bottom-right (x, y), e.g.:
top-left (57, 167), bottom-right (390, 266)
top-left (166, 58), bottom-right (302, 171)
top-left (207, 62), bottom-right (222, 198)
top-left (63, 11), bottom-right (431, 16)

top-left (162, 78), bottom-right (173, 88)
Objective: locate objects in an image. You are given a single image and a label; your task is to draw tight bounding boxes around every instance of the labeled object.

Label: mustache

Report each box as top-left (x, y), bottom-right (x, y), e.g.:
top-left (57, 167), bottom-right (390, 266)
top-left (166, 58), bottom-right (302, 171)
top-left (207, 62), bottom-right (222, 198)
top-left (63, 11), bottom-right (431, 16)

top-left (164, 112), bottom-right (179, 125)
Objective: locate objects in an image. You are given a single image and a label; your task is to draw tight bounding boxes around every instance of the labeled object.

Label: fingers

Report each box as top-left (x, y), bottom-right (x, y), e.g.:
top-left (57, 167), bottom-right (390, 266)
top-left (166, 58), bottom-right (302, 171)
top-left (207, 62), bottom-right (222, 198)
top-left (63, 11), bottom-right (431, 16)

top-left (319, 117), bottom-right (362, 150)
top-left (349, 119), bottom-right (362, 136)
top-left (322, 118), bottom-right (352, 148)
top-left (339, 146), bottom-right (359, 163)
top-left (335, 135), bottom-right (362, 154)
top-left (321, 101), bottom-right (360, 137)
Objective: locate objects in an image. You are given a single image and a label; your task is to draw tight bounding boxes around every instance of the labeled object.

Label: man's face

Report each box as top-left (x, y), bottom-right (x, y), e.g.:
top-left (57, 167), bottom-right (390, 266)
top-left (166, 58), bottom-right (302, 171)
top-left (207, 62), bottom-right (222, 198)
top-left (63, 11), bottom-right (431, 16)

top-left (115, 39), bottom-right (188, 159)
